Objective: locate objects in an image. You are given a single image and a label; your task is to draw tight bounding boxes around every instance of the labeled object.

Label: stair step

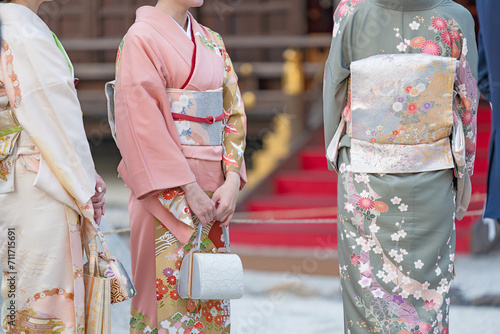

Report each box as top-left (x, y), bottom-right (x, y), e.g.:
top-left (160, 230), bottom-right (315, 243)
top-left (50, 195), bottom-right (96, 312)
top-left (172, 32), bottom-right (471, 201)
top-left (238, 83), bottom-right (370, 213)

top-left (246, 195), bottom-right (336, 216)
top-left (230, 223), bottom-right (337, 248)
top-left (274, 171), bottom-right (337, 195)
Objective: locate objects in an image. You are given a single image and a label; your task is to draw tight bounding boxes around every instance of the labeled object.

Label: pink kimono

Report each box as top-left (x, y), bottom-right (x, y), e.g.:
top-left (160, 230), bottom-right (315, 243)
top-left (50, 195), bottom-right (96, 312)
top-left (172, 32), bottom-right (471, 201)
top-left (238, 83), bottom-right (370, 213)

top-left (114, 6), bottom-right (246, 334)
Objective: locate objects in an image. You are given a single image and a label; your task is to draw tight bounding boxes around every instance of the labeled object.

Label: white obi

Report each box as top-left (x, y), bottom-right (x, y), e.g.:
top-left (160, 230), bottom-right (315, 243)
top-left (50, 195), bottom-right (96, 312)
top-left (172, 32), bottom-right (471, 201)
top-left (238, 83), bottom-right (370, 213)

top-left (349, 53), bottom-right (458, 174)
top-left (168, 88), bottom-right (224, 146)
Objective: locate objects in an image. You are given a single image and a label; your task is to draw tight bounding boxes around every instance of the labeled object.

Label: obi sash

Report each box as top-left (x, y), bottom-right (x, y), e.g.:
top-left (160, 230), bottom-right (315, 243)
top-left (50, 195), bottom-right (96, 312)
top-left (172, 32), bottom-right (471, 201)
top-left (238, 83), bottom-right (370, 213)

top-left (348, 53), bottom-right (458, 174)
top-left (168, 88), bottom-right (224, 146)
top-left (105, 83), bottom-right (224, 147)
top-left (0, 87), bottom-right (22, 194)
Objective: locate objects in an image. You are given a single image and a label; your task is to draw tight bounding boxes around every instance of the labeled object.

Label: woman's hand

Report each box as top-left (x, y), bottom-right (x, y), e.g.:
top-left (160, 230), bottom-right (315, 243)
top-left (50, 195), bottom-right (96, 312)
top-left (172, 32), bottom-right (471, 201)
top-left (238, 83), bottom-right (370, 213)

top-left (181, 181), bottom-right (216, 227)
top-left (212, 171), bottom-right (241, 227)
top-left (91, 172), bottom-right (107, 226)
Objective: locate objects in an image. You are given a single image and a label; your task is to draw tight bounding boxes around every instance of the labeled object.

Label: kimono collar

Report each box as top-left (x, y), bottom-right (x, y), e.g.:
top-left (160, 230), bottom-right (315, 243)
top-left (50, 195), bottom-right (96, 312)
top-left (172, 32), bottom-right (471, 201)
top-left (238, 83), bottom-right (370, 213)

top-left (370, 0), bottom-right (445, 11)
top-left (136, 6), bottom-right (198, 66)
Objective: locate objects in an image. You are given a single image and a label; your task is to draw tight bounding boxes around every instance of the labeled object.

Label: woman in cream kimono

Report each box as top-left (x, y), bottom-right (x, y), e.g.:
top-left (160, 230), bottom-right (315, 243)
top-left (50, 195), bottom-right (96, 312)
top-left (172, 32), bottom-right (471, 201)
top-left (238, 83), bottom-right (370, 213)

top-left (324, 1), bottom-right (477, 333)
top-left (114, 1), bottom-right (246, 333)
top-left (0, 0), bottom-right (106, 332)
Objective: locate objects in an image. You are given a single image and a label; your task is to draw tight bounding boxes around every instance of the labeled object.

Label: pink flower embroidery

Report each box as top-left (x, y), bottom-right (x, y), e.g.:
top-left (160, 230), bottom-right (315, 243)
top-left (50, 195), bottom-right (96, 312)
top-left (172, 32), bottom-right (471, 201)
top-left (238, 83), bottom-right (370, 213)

top-left (357, 197), bottom-right (375, 210)
top-left (410, 37), bottom-right (425, 49)
top-left (431, 17), bottom-right (448, 31)
top-left (421, 40), bottom-right (441, 56)
top-left (420, 323), bottom-right (432, 333)
top-left (449, 28), bottom-right (460, 42)
top-left (461, 110), bottom-right (473, 126)
top-left (441, 31), bottom-right (453, 46)
top-left (423, 299), bottom-right (435, 311)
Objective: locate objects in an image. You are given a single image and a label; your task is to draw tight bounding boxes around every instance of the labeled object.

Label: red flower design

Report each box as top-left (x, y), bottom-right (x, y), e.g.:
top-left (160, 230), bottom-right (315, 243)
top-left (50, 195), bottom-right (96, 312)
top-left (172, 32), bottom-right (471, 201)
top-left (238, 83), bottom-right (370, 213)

top-left (421, 40), bottom-right (441, 56)
top-left (215, 315), bottom-right (223, 326)
top-left (215, 301), bottom-right (223, 311)
top-left (423, 299), bottom-right (435, 311)
top-left (370, 137), bottom-right (376, 143)
top-left (206, 314), bottom-right (213, 323)
top-left (441, 31), bottom-right (453, 46)
top-left (420, 323), bottom-right (432, 333)
top-left (157, 284), bottom-right (168, 295)
top-left (407, 103), bottom-right (418, 114)
top-left (449, 28), bottom-right (460, 42)
top-left (431, 17), bottom-right (448, 31)
top-left (175, 260), bottom-right (182, 270)
top-left (207, 300), bottom-right (215, 309)
top-left (156, 292), bottom-right (164, 301)
top-left (350, 252), bottom-right (361, 266)
top-left (405, 86), bottom-right (413, 94)
top-left (392, 130), bottom-right (399, 135)
top-left (357, 197), bottom-right (375, 210)
top-left (167, 275), bottom-right (177, 286)
top-left (202, 307), bottom-right (209, 317)
top-left (162, 189), bottom-right (177, 201)
top-left (186, 299), bottom-right (197, 312)
top-left (170, 290), bottom-right (179, 300)
top-left (461, 110), bottom-right (473, 126)
top-left (155, 279), bottom-right (164, 288)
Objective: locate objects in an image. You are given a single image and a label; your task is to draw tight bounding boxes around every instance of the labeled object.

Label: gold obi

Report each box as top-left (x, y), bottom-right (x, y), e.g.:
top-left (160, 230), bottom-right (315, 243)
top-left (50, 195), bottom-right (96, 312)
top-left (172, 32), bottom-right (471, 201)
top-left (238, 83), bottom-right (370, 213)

top-left (349, 54), bottom-right (457, 173)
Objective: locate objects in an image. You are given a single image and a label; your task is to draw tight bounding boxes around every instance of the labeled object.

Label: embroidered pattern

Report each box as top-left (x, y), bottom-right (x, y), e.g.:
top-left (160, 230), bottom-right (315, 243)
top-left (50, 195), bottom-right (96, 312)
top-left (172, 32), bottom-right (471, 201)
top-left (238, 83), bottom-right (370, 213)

top-left (2, 41), bottom-right (21, 108)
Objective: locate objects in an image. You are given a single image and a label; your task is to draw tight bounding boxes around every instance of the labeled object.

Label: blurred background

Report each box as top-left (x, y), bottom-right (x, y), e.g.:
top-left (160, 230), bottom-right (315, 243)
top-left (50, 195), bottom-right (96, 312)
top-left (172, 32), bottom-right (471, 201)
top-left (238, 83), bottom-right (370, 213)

top-left (32, 0), bottom-right (500, 332)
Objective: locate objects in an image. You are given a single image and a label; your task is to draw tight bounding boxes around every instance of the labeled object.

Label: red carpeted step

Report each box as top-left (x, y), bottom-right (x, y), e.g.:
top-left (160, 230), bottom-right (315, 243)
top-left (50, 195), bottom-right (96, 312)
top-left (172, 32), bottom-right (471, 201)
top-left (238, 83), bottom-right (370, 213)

top-left (246, 195), bottom-right (336, 213)
top-left (230, 223), bottom-right (337, 248)
top-left (274, 171), bottom-right (337, 195)
top-left (300, 148), bottom-right (329, 171)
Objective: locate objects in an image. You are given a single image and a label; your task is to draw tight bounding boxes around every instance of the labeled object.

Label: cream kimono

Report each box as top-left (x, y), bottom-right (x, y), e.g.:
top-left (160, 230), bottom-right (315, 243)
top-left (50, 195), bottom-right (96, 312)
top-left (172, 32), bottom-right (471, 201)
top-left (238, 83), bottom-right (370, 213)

top-left (0, 3), bottom-right (96, 333)
top-left (114, 6), bottom-right (246, 334)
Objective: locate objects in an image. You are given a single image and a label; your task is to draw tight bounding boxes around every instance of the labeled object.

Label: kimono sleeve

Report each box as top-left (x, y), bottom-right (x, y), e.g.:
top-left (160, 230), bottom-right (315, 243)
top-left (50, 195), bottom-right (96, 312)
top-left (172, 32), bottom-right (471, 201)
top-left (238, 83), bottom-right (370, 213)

top-left (1, 33), bottom-right (95, 205)
top-left (114, 30), bottom-right (196, 199)
top-left (453, 16), bottom-right (479, 176)
top-left (323, 12), bottom-right (352, 171)
top-left (211, 32), bottom-right (247, 188)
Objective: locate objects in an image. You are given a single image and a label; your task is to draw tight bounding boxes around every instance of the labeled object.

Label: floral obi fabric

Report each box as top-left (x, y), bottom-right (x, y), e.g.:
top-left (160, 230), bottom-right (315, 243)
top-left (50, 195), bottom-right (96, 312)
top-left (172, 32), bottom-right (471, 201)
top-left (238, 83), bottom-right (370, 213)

top-left (349, 54), bottom-right (457, 174)
top-left (0, 87), bottom-right (22, 194)
top-left (168, 88), bottom-right (224, 146)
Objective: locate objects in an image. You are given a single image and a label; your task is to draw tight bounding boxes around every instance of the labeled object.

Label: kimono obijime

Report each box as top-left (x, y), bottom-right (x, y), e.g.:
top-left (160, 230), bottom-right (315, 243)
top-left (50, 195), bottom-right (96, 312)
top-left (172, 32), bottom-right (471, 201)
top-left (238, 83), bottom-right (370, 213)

top-left (323, 1), bottom-right (478, 333)
top-left (0, 3), bottom-right (97, 332)
top-left (114, 7), bottom-right (246, 334)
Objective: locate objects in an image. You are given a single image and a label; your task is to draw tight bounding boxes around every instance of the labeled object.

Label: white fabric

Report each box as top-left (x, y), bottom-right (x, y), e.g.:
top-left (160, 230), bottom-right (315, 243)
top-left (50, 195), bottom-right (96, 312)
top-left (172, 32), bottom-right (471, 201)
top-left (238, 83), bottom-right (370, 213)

top-left (0, 4), bottom-right (96, 205)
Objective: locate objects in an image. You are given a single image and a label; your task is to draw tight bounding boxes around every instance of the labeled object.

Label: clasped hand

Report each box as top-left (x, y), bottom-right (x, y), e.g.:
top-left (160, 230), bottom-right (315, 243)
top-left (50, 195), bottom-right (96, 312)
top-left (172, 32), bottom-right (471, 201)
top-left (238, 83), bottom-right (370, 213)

top-left (181, 171), bottom-right (240, 227)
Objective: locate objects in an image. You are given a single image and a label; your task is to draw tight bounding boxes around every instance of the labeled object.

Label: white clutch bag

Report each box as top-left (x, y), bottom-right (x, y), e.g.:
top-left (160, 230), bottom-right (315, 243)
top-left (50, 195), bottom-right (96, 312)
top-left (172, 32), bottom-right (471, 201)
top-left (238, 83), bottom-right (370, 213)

top-left (179, 225), bottom-right (244, 300)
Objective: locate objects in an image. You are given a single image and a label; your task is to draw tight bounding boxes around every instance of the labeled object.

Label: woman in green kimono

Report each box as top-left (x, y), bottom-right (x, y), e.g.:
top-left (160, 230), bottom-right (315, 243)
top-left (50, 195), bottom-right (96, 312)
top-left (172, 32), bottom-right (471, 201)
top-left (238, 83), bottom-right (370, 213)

top-left (323, 1), bottom-right (478, 333)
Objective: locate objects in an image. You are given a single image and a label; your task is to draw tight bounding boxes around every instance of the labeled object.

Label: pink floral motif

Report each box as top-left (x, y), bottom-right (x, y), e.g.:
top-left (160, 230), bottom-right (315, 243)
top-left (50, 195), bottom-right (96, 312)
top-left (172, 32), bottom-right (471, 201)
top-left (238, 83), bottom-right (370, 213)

top-left (430, 17), bottom-right (448, 31)
top-left (421, 40), bottom-right (441, 56)
top-left (358, 197), bottom-right (375, 210)
top-left (449, 28), bottom-right (460, 42)
top-left (441, 31), bottom-right (453, 47)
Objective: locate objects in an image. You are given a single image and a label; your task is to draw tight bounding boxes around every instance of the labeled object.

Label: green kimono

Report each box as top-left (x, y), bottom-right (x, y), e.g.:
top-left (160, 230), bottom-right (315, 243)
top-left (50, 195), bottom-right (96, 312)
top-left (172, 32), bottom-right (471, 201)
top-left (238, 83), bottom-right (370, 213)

top-left (323, 1), bottom-right (478, 333)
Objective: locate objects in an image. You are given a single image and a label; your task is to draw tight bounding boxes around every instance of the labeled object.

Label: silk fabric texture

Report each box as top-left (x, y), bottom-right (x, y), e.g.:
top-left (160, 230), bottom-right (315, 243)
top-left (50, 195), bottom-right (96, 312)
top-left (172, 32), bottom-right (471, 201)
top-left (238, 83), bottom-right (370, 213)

top-left (114, 6), bottom-right (246, 334)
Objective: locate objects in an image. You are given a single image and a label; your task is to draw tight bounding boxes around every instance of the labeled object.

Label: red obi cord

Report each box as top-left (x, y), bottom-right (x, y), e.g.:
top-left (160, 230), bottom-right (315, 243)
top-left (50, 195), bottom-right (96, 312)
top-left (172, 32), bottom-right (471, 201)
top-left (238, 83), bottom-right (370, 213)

top-left (171, 113), bottom-right (224, 124)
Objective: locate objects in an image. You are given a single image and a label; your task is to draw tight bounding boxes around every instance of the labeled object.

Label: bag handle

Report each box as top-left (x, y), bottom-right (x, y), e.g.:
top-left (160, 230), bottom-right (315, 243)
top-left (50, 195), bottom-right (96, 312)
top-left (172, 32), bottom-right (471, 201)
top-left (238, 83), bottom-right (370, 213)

top-left (192, 224), bottom-right (231, 253)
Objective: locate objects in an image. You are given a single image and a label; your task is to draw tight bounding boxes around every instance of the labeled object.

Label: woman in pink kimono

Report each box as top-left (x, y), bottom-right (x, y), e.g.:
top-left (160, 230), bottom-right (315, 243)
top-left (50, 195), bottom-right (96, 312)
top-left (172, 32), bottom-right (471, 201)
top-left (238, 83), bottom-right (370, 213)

top-left (114, 1), bottom-right (246, 333)
top-left (0, 0), bottom-right (106, 332)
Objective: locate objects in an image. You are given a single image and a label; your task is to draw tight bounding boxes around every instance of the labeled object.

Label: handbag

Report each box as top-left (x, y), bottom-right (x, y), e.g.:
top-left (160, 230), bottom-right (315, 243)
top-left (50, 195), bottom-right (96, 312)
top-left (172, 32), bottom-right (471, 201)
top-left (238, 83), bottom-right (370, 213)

top-left (83, 238), bottom-right (111, 334)
top-left (84, 228), bottom-right (137, 304)
top-left (179, 224), bottom-right (244, 300)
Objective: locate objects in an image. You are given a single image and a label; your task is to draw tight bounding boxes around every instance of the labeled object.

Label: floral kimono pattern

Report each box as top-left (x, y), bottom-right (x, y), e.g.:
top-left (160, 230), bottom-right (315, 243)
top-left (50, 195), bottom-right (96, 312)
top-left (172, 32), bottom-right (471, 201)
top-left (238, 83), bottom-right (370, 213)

top-left (114, 6), bottom-right (246, 334)
top-left (324, 1), bottom-right (478, 333)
